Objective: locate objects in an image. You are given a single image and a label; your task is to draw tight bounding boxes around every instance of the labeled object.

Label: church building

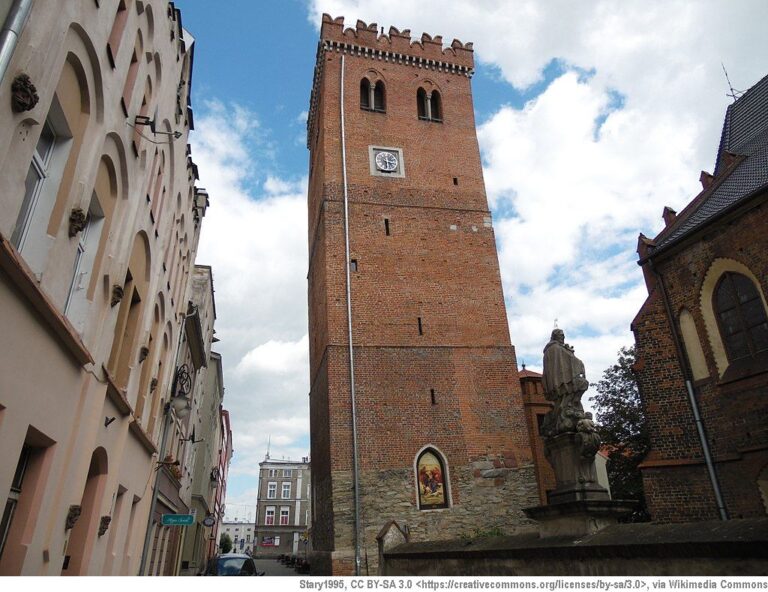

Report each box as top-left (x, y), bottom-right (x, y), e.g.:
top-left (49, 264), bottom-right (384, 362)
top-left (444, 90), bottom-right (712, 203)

top-left (306, 15), bottom-right (538, 575)
top-left (633, 74), bottom-right (768, 523)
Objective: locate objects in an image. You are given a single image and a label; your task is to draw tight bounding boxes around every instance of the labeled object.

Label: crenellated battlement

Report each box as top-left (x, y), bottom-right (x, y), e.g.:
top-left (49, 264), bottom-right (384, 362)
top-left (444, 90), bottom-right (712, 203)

top-left (307, 15), bottom-right (475, 149)
top-left (320, 14), bottom-right (474, 70)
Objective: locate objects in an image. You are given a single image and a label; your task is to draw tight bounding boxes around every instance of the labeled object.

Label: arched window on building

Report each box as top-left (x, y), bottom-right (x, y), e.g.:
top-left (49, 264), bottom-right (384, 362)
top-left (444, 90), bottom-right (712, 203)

top-left (107, 232), bottom-right (150, 393)
top-left (361, 78), bottom-right (386, 113)
top-left (417, 87), bottom-right (428, 120)
top-left (415, 447), bottom-right (449, 510)
top-left (373, 80), bottom-right (386, 112)
top-left (429, 90), bottom-right (442, 122)
top-left (417, 87), bottom-right (442, 122)
top-left (714, 272), bottom-right (768, 363)
top-left (360, 78), bottom-right (370, 110)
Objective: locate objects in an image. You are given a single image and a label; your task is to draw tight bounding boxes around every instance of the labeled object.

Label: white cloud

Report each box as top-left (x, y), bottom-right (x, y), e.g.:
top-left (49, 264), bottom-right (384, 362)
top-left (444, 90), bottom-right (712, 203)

top-left (191, 102), bottom-right (310, 493)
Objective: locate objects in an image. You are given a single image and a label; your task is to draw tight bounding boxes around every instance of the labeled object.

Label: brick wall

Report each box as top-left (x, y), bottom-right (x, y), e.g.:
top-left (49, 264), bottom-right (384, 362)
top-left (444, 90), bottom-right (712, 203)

top-left (633, 199), bottom-right (768, 522)
top-left (307, 18), bottom-right (537, 574)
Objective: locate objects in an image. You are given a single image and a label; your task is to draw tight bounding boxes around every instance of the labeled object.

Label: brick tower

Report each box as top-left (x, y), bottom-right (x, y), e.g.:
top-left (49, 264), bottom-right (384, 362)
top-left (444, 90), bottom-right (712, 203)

top-left (306, 15), bottom-right (538, 575)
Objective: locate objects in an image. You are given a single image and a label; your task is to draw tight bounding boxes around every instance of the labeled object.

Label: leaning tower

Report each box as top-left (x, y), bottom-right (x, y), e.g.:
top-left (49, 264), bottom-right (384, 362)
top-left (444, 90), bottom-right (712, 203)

top-left (306, 15), bottom-right (538, 575)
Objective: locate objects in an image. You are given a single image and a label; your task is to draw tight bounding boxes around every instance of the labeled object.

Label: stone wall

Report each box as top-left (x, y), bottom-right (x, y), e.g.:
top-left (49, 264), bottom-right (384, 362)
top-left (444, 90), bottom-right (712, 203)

top-left (380, 518), bottom-right (768, 576)
top-left (318, 464), bottom-right (538, 574)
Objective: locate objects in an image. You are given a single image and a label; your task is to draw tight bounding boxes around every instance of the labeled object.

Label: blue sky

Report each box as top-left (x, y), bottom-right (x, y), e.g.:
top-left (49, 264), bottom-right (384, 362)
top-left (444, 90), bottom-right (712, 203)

top-left (175, 0), bottom-right (768, 520)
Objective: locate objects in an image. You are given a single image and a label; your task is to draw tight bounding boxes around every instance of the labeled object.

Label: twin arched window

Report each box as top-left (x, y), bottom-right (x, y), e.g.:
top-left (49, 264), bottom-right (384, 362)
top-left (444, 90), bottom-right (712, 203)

top-left (417, 88), bottom-right (442, 122)
top-left (359, 79), bottom-right (443, 122)
top-left (360, 79), bottom-right (385, 112)
top-left (714, 272), bottom-right (768, 362)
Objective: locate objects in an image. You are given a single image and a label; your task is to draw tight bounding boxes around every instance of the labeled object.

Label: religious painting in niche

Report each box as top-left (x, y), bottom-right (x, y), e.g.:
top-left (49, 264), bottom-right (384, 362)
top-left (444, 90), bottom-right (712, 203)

top-left (417, 449), bottom-right (448, 509)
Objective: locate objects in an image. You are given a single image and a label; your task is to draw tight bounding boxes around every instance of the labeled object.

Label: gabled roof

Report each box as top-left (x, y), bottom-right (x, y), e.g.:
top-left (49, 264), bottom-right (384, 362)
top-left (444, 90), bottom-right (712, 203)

top-left (649, 73), bottom-right (768, 255)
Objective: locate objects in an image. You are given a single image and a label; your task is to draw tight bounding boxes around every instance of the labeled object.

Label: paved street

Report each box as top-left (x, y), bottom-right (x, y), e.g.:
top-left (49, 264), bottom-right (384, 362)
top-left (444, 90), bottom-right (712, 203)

top-left (253, 558), bottom-right (301, 577)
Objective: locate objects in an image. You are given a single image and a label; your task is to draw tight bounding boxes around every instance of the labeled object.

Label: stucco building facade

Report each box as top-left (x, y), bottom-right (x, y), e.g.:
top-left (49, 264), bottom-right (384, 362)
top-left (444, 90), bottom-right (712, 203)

top-left (0, 0), bottom-right (228, 575)
top-left (254, 457), bottom-right (311, 559)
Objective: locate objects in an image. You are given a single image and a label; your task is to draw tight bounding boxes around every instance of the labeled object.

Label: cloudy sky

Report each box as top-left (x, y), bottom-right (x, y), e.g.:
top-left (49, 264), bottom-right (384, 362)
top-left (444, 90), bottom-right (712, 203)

top-left (176, 0), bottom-right (768, 520)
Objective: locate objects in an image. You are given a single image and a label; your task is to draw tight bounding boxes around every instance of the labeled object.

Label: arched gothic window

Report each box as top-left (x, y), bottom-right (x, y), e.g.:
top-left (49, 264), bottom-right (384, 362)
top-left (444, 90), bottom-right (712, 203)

top-left (430, 90), bottom-right (442, 122)
top-left (714, 272), bottom-right (768, 362)
top-left (417, 87), bottom-right (442, 122)
top-left (361, 78), bottom-right (386, 113)
top-left (415, 448), bottom-right (449, 510)
top-left (417, 87), bottom-right (428, 120)
top-left (360, 78), bottom-right (370, 110)
top-left (373, 81), bottom-right (386, 112)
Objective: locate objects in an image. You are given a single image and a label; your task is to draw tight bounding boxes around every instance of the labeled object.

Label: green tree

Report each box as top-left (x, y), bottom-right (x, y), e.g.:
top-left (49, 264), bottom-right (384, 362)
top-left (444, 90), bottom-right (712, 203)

top-left (219, 532), bottom-right (233, 554)
top-left (590, 345), bottom-right (651, 522)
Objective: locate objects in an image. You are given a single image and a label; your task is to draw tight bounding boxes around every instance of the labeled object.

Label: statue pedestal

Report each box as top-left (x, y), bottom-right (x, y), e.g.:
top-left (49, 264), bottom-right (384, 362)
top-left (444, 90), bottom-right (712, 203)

top-left (523, 433), bottom-right (636, 538)
top-left (544, 432), bottom-right (609, 504)
top-left (523, 499), bottom-right (637, 538)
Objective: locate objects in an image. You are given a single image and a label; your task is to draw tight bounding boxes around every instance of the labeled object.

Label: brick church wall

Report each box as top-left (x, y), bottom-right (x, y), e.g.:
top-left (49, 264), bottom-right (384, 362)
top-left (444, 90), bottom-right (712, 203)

top-left (633, 198), bottom-right (768, 522)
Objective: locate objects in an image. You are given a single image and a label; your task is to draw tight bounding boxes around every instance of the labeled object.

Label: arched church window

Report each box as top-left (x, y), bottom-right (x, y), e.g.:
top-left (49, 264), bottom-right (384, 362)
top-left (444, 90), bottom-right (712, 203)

top-left (415, 448), bottom-right (449, 510)
top-left (715, 272), bottom-right (768, 362)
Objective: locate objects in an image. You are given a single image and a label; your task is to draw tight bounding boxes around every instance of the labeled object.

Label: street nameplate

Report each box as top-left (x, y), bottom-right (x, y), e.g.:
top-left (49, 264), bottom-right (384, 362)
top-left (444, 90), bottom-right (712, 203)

top-left (161, 514), bottom-right (194, 526)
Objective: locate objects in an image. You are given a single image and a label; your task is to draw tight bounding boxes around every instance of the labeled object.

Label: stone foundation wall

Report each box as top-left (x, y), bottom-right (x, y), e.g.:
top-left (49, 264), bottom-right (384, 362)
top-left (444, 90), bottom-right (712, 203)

top-left (380, 518), bottom-right (768, 576)
top-left (325, 463), bottom-right (538, 574)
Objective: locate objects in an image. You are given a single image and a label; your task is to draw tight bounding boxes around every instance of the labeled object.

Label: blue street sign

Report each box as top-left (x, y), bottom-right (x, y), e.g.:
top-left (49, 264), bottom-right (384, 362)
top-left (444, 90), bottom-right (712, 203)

top-left (161, 514), bottom-right (194, 526)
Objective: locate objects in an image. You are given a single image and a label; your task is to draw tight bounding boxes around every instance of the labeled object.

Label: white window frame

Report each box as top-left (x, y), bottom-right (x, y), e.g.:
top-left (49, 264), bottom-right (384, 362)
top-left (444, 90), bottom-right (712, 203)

top-left (268, 469), bottom-right (277, 477)
top-left (282, 469), bottom-right (292, 477)
top-left (265, 507), bottom-right (275, 526)
top-left (11, 97), bottom-right (73, 275)
top-left (12, 119), bottom-right (57, 252)
top-left (64, 194), bottom-right (105, 321)
top-left (267, 481), bottom-right (276, 499)
top-left (279, 507), bottom-right (290, 526)
top-left (281, 482), bottom-right (291, 499)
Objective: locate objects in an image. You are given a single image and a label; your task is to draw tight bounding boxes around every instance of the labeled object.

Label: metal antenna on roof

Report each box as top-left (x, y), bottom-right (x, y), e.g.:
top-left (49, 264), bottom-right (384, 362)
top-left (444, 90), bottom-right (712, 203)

top-left (721, 63), bottom-right (744, 102)
top-left (266, 435), bottom-right (271, 460)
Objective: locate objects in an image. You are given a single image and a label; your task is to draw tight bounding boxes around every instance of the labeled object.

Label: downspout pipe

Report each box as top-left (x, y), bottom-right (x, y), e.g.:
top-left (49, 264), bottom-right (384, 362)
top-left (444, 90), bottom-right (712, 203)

top-left (339, 53), bottom-right (362, 576)
top-left (0, 0), bottom-right (33, 84)
top-left (649, 260), bottom-right (728, 520)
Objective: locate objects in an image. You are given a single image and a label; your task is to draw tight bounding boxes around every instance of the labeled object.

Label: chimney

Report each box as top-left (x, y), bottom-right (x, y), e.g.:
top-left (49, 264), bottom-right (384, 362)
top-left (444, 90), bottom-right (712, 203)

top-left (699, 171), bottom-right (714, 191)
top-left (662, 206), bottom-right (677, 228)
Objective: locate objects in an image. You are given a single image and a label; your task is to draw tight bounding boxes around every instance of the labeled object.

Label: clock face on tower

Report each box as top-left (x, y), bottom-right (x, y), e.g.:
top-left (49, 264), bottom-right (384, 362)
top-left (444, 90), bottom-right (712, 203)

top-left (369, 146), bottom-right (405, 178)
top-left (375, 150), bottom-right (398, 172)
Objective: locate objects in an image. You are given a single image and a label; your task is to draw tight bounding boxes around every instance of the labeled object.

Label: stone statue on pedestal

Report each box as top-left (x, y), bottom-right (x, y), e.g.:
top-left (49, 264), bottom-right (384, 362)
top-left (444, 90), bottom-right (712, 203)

top-left (540, 328), bottom-right (603, 493)
top-left (524, 328), bottom-right (635, 537)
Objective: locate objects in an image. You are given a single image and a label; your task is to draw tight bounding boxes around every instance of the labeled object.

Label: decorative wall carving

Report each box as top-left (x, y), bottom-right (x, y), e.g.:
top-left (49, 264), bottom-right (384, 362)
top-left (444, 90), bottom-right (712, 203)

top-left (111, 285), bottom-right (124, 307)
top-left (98, 515), bottom-right (112, 536)
top-left (11, 73), bottom-right (39, 112)
top-left (65, 505), bottom-right (82, 530)
top-left (68, 208), bottom-right (87, 237)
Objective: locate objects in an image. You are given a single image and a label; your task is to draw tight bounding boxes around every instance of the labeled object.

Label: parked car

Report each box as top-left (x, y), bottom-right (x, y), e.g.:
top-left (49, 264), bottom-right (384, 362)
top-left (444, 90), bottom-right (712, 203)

top-left (203, 553), bottom-right (265, 576)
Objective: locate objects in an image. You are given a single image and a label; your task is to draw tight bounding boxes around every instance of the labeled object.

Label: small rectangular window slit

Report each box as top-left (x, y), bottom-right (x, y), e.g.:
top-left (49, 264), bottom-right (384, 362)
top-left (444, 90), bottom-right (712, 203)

top-left (453, 177), bottom-right (458, 186)
top-left (384, 218), bottom-right (390, 236)
top-left (430, 389), bottom-right (436, 405)
top-left (350, 259), bottom-right (358, 272)
top-left (418, 317), bottom-right (423, 335)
